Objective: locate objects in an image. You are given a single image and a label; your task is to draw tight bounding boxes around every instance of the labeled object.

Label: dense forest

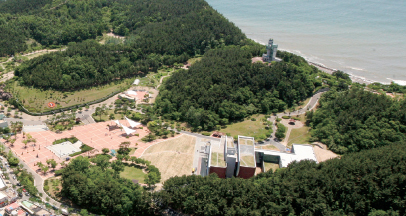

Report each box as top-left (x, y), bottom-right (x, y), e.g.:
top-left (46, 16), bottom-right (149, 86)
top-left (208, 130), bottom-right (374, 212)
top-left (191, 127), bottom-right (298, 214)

top-left (5, 0), bottom-right (251, 90)
top-left (307, 88), bottom-right (406, 153)
top-left (0, 0), bottom-right (245, 56)
top-left (156, 142), bottom-right (406, 215)
top-left (155, 49), bottom-right (322, 130)
top-left (61, 155), bottom-right (152, 215)
top-left (61, 142), bottom-right (406, 215)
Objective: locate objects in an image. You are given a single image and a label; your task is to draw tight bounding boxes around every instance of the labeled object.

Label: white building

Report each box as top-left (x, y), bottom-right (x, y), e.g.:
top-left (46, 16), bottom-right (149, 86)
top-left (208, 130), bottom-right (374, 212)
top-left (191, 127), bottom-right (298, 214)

top-left (256, 144), bottom-right (318, 168)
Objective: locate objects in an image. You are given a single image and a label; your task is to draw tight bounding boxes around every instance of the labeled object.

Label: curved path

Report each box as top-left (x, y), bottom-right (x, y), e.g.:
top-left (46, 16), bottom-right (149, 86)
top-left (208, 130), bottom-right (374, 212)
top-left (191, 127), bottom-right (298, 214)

top-left (3, 145), bottom-right (64, 209)
top-left (180, 88), bottom-right (328, 152)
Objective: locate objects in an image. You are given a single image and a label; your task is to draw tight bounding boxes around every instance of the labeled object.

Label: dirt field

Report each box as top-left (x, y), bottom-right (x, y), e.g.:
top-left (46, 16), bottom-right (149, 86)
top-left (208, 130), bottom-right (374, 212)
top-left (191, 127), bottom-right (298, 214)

top-left (313, 145), bottom-right (339, 162)
top-left (141, 134), bottom-right (196, 182)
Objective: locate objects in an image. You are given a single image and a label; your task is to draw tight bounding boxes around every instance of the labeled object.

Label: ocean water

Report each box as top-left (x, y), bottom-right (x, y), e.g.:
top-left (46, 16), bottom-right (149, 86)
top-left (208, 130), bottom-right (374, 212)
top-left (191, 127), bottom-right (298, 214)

top-left (206, 0), bottom-right (406, 85)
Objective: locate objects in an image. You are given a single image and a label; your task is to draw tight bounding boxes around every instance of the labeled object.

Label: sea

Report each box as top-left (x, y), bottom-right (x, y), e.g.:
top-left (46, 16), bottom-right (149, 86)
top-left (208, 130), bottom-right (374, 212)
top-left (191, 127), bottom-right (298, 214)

top-left (205, 0), bottom-right (406, 85)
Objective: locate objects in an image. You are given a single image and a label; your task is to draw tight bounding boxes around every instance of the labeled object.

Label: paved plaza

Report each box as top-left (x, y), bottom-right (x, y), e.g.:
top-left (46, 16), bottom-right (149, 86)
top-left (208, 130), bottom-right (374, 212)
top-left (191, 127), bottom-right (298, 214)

top-left (1, 120), bottom-right (161, 179)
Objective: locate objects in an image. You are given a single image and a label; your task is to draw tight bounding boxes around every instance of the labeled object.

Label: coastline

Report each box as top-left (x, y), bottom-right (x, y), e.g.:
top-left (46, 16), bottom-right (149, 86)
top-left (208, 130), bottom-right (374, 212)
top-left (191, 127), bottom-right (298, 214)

top-left (253, 39), bottom-right (383, 85)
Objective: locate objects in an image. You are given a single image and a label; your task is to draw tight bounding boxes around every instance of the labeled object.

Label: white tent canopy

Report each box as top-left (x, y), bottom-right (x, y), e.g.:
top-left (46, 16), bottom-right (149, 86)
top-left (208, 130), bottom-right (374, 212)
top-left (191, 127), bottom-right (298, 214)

top-left (122, 125), bottom-right (137, 135)
top-left (125, 116), bottom-right (141, 128)
top-left (114, 120), bottom-right (122, 127)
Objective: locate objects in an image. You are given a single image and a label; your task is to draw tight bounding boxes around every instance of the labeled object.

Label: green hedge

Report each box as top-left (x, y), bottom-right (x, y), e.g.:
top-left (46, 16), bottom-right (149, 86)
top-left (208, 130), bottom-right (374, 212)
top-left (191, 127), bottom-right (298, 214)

top-left (69, 144), bottom-right (94, 157)
top-left (202, 132), bottom-right (211, 136)
top-left (282, 116), bottom-right (290, 119)
top-left (53, 137), bottom-right (79, 145)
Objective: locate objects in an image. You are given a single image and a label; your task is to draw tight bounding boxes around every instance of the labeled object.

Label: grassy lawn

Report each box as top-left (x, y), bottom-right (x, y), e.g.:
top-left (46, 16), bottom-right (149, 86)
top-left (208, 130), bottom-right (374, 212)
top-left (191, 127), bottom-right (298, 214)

top-left (264, 162), bottom-right (279, 172)
top-left (120, 165), bottom-right (147, 183)
top-left (220, 114), bottom-right (268, 139)
top-left (46, 177), bottom-right (62, 198)
top-left (9, 78), bottom-right (132, 113)
top-left (287, 126), bottom-right (311, 146)
top-left (258, 145), bottom-right (278, 150)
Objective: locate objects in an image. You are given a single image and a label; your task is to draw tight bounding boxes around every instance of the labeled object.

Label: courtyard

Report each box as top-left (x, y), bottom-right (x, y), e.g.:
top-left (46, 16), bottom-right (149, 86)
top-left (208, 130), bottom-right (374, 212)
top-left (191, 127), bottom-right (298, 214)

top-left (2, 120), bottom-right (153, 179)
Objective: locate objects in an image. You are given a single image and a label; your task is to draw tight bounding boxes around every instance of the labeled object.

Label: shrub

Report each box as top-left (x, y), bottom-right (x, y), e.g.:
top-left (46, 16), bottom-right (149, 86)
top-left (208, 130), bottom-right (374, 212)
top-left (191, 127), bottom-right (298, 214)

top-left (53, 137), bottom-right (79, 145)
top-left (69, 144), bottom-right (94, 157)
top-left (202, 132), bottom-right (211, 136)
top-left (251, 118), bottom-right (256, 121)
top-left (292, 117), bottom-right (301, 121)
top-left (276, 118), bottom-right (282, 122)
top-left (44, 185), bottom-right (49, 191)
top-left (139, 127), bottom-right (143, 129)
top-left (282, 116), bottom-right (290, 119)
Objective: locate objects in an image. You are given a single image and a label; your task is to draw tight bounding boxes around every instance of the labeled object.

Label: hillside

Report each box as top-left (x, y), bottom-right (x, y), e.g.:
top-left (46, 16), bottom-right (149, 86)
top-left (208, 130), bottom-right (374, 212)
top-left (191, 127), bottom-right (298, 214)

top-left (307, 88), bottom-right (406, 154)
top-left (155, 48), bottom-right (322, 130)
top-left (3, 0), bottom-right (247, 90)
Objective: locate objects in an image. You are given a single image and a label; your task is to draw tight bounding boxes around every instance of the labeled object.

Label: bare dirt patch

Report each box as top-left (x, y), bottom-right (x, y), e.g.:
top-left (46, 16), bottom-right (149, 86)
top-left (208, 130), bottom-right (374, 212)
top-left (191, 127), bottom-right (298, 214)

top-left (313, 145), bottom-right (339, 162)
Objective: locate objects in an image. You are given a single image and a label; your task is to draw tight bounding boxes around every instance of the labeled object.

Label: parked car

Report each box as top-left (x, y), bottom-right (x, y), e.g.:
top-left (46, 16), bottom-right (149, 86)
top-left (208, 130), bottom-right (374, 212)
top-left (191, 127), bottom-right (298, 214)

top-left (13, 175), bottom-right (16, 179)
top-left (25, 192), bottom-right (30, 196)
top-left (22, 188), bottom-right (26, 192)
top-left (17, 183), bottom-right (21, 186)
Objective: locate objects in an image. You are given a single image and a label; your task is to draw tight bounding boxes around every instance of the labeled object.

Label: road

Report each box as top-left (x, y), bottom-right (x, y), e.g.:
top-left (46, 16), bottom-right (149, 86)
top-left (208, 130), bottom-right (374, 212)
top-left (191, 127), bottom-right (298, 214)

top-left (180, 89), bottom-right (328, 153)
top-left (1, 146), bottom-right (64, 211)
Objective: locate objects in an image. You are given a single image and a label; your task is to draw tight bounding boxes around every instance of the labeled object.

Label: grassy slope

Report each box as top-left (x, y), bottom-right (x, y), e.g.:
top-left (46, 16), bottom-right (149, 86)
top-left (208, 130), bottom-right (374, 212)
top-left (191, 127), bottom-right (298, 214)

top-left (9, 78), bottom-right (132, 113)
top-left (220, 114), bottom-right (267, 138)
top-left (119, 165), bottom-right (146, 183)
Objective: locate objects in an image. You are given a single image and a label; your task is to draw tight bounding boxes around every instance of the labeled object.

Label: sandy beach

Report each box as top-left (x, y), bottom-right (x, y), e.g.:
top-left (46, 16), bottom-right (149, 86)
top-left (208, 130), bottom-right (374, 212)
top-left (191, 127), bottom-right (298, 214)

top-left (308, 62), bottom-right (374, 85)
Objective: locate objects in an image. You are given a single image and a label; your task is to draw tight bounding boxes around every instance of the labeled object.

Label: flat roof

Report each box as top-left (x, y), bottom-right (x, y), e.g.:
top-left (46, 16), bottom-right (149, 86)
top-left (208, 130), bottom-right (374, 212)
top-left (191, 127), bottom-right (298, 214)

top-left (210, 139), bottom-right (226, 167)
top-left (0, 191), bottom-right (8, 199)
top-left (238, 136), bottom-right (256, 167)
top-left (0, 177), bottom-right (6, 190)
top-left (257, 144), bottom-right (318, 167)
top-left (46, 141), bottom-right (82, 158)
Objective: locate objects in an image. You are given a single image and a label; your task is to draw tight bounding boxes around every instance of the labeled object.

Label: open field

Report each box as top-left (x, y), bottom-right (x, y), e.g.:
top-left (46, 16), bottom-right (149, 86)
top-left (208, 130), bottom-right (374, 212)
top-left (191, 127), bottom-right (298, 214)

top-left (287, 126), bottom-right (311, 146)
top-left (220, 114), bottom-right (269, 138)
top-left (141, 134), bottom-right (196, 182)
top-left (8, 79), bottom-right (132, 113)
top-left (120, 165), bottom-right (146, 183)
top-left (264, 162), bottom-right (279, 172)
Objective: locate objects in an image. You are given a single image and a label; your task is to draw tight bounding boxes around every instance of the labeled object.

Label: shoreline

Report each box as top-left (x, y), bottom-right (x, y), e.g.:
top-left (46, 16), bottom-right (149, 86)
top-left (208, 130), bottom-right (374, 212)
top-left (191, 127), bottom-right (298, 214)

top-left (253, 39), bottom-right (392, 86)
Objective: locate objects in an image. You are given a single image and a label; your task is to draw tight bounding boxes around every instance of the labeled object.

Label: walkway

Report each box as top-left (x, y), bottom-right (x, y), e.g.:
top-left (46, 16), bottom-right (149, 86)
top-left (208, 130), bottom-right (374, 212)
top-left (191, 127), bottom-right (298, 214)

top-left (2, 146), bottom-right (63, 208)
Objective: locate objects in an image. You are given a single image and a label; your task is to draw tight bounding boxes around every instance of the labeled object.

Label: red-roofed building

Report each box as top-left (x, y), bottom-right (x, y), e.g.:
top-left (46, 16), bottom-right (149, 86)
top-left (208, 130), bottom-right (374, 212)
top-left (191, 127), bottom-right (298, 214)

top-left (5, 202), bottom-right (20, 214)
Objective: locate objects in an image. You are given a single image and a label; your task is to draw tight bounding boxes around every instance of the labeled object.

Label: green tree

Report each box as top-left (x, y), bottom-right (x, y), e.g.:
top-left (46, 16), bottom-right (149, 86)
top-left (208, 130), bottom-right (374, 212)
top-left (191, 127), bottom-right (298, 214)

top-left (145, 172), bottom-right (160, 188)
top-left (111, 160), bottom-right (124, 175)
top-left (9, 157), bottom-right (19, 166)
top-left (102, 148), bottom-right (109, 154)
top-left (90, 155), bottom-right (110, 171)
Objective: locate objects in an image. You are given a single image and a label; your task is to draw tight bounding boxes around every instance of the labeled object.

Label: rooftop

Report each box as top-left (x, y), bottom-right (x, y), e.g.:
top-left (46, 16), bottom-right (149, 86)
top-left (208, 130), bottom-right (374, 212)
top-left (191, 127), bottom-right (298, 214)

top-left (257, 144), bottom-right (318, 167)
top-left (238, 136), bottom-right (256, 167)
top-left (209, 139), bottom-right (226, 167)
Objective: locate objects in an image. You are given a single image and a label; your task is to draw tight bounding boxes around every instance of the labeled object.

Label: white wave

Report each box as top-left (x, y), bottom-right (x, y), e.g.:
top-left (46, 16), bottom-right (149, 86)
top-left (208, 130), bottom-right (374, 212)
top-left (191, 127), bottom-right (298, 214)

top-left (347, 66), bottom-right (364, 71)
top-left (387, 78), bottom-right (406, 86)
